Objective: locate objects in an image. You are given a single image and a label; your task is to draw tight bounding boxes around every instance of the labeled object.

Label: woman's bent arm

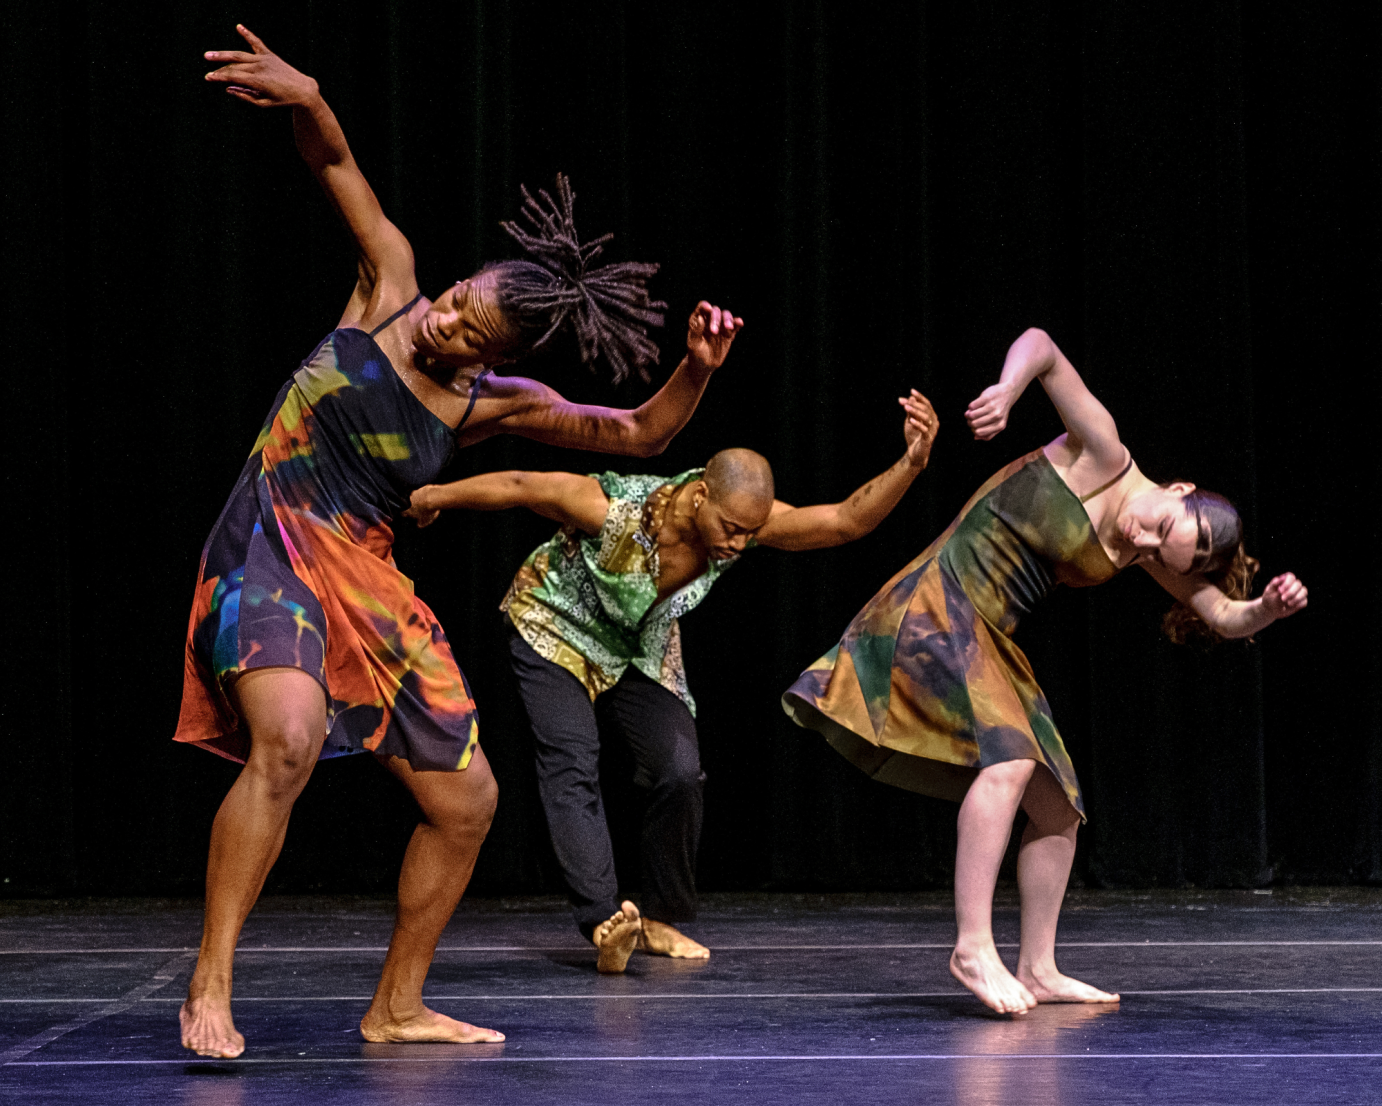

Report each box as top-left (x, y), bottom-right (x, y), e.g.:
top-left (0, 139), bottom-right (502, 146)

top-left (966, 328), bottom-right (1124, 470)
top-left (493, 302), bottom-right (742, 457)
top-left (1144, 562), bottom-right (1310, 639)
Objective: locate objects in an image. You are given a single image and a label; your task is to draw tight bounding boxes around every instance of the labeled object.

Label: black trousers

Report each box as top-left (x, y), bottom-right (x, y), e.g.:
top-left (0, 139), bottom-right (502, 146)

top-left (507, 628), bottom-right (705, 940)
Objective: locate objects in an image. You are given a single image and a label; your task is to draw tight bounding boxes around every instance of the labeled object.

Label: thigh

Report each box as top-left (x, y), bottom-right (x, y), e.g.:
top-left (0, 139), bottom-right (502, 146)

top-left (508, 630), bottom-right (602, 770)
top-left (229, 666), bottom-right (328, 767)
top-left (599, 671), bottom-right (700, 789)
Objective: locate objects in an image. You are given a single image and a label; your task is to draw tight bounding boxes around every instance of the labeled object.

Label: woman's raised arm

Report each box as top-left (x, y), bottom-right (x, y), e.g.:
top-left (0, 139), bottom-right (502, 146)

top-left (203, 25), bottom-right (414, 303)
top-left (965, 328), bottom-right (1125, 471)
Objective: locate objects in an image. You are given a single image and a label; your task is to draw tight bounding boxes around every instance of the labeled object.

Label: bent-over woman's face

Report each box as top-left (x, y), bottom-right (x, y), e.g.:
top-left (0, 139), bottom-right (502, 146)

top-left (1116, 482), bottom-right (1201, 573)
top-left (414, 269), bottom-right (519, 367)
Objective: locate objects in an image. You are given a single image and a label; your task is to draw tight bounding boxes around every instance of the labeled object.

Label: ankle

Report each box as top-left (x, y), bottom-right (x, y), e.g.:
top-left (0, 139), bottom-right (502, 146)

top-left (952, 934), bottom-right (997, 960)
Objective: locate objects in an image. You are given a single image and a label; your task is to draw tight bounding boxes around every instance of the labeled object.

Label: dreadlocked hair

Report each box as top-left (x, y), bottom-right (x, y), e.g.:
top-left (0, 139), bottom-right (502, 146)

top-left (1161, 487), bottom-right (1261, 646)
top-left (492, 174), bottom-right (666, 384)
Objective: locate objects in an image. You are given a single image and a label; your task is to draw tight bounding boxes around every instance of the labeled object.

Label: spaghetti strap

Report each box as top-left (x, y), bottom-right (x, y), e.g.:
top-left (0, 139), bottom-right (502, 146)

top-left (455, 369), bottom-right (492, 436)
top-left (1078, 452), bottom-right (1134, 503)
top-left (368, 293), bottom-right (425, 338)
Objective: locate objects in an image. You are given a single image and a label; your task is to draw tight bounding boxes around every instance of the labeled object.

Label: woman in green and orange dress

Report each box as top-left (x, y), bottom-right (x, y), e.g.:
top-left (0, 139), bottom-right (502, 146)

top-left (177, 27), bottom-right (743, 1058)
top-left (784, 326), bottom-right (1308, 1015)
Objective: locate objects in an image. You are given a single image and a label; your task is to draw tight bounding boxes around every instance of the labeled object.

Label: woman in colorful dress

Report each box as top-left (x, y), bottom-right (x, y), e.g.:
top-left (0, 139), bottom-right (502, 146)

top-left (176, 26), bottom-right (743, 1058)
top-left (783, 327), bottom-right (1307, 1015)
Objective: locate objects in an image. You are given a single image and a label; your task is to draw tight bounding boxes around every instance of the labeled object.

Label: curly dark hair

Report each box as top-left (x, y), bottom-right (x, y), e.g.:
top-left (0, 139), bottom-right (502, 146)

top-left (1161, 487), bottom-right (1261, 645)
top-left (487, 174), bottom-right (666, 384)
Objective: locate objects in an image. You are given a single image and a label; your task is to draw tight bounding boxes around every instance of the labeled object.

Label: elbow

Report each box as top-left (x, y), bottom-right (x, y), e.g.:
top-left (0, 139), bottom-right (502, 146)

top-left (624, 424), bottom-right (672, 458)
top-left (831, 520), bottom-right (871, 546)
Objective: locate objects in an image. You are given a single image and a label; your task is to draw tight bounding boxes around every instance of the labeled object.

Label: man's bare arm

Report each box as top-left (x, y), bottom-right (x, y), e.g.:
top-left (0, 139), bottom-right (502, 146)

top-left (405, 471), bottom-right (609, 534)
top-left (757, 391), bottom-right (938, 552)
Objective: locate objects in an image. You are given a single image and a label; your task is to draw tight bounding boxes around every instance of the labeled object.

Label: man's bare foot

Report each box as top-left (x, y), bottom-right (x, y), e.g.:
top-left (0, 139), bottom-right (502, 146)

top-left (593, 901), bottom-right (642, 974)
top-left (1018, 965), bottom-right (1120, 1004)
top-left (360, 1004), bottom-right (505, 1043)
top-left (950, 945), bottom-right (1037, 1015)
top-left (180, 995), bottom-right (245, 1059)
top-left (639, 918), bottom-right (710, 960)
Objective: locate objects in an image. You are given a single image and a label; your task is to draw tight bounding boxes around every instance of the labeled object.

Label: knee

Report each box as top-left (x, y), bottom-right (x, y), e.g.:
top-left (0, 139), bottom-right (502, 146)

top-left (653, 760), bottom-right (704, 796)
top-left (975, 759), bottom-right (1036, 799)
top-left (246, 724), bottom-right (322, 798)
top-left (434, 763), bottom-right (499, 843)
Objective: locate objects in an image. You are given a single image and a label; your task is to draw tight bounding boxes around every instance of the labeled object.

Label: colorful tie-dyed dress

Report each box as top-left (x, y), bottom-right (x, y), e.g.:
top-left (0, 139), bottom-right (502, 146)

top-left (782, 448), bottom-right (1124, 819)
top-left (174, 300), bottom-right (481, 772)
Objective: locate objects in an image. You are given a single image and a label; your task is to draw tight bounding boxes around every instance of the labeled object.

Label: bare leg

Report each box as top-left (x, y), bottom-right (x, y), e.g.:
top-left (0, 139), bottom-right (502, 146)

top-left (592, 901), bottom-right (643, 974)
top-left (1014, 766), bottom-right (1119, 1004)
top-left (950, 759), bottom-right (1039, 1015)
top-left (181, 667), bottom-right (327, 1058)
top-left (359, 748), bottom-right (504, 1043)
top-left (639, 918), bottom-right (709, 960)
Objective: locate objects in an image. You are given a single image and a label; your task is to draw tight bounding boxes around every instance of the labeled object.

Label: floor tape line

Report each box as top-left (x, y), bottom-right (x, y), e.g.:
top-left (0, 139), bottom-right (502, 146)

top-left (0, 952), bottom-right (194, 1066)
top-left (5, 940), bottom-right (1382, 954)
top-left (10, 1052), bottom-right (1382, 1067)
top-left (6, 987), bottom-right (1382, 1004)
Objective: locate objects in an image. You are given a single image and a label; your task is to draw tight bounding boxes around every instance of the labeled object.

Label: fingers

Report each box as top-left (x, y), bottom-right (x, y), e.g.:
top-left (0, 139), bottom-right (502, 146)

top-left (1267, 573), bottom-right (1309, 615)
top-left (204, 50), bottom-right (257, 64)
top-left (237, 24), bottom-right (272, 54)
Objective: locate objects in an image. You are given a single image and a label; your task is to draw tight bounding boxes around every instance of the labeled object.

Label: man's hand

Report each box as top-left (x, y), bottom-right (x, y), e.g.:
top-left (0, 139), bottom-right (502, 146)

top-left (965, 381), bottom-right (1018, 440)
top-left (404, 486), bottom-right (441, 528)
top-left (1261, 572), bottom-right (1308, 621)
top-left (204, 25), bottom-right (319, 108)
top-left (898, 389), bottom-right (939, 469)
top-left (685, 301), bottom-right (743, 374)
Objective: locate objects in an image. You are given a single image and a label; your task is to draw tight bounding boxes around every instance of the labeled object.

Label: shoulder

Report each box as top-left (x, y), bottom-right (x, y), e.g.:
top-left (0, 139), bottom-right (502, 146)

top-left (595, 471), bottom-right (670, 502)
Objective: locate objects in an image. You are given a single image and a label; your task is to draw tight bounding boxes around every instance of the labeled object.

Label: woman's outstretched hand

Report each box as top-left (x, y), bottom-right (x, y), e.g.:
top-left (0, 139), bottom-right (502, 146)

top-left (404, 487), bottom-right (441, 529)
top-left (1261, 572), bottom-right (1308, 621)
top-left (204, 25), bottom-right (318, 108)
top-left (685, 302), bottom-right (743, 374)
top-left (965, 382), bottom-right (1018, 440)
top-left (898, 389), bottom-right (940, 469)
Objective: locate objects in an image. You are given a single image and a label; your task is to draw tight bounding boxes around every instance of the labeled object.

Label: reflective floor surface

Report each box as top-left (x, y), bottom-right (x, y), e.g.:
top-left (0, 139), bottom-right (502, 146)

top-left (2, 889), bottom-right (1380, 1104)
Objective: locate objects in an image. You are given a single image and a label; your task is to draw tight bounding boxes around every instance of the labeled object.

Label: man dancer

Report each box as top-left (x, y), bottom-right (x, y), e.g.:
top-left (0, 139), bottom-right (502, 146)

top-left (407, 391), bottom-right (938, 971)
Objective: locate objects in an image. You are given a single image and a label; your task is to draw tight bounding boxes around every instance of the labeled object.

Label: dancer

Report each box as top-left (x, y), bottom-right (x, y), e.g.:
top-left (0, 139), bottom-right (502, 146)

top-left (783, 328), bottom-right (1307, 1014)
top-left (405, 391), bottom-right (939, 971)
top-left (176, 26), bottom-right (743, 1058)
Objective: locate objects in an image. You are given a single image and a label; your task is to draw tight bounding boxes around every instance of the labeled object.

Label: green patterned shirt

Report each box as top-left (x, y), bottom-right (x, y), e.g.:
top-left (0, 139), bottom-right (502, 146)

top-left (500, 469), bottom-right (743, 715)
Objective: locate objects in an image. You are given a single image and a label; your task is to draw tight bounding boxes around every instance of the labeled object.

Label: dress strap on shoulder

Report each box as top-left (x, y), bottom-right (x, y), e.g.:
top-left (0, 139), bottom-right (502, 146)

top-left (368, 292), bottom-right (425, 338)
top-left (1078, 451), bottom-right (1134, 503)
top-left (455, 369), bottom-right (492, 436)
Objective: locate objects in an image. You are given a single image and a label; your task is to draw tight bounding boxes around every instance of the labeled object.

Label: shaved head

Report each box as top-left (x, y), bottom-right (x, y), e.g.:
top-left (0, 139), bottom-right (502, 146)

top-left (704, 448), bottom-right (775, 507)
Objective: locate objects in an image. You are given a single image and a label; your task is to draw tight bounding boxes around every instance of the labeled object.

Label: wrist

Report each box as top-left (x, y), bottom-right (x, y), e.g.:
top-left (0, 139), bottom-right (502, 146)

top-left (683, 352), bottom-right (714, 380)
top-left (296, 80), bottom-right (325, 110)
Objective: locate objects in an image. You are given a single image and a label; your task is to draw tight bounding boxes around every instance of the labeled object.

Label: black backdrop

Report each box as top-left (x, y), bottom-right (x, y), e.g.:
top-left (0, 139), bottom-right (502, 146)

top-left (1, 2), bottom-right (1377, 899)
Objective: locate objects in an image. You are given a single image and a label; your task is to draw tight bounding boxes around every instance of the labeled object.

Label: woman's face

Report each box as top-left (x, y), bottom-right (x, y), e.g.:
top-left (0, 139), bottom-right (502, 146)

top-left (1116, 482), bottom-right (1201, 572)
top-left (414, 269), bottom-right (519, 367)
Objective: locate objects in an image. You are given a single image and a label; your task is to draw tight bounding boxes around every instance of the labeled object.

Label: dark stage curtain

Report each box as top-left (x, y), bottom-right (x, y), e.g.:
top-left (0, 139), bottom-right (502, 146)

top-left (1, 2), bottom-right (1377, 897)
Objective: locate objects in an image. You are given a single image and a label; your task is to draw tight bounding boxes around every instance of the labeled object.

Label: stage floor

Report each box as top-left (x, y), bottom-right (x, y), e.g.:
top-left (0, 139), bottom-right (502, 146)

top-left (1, 889), bottom-right (1380, 1104)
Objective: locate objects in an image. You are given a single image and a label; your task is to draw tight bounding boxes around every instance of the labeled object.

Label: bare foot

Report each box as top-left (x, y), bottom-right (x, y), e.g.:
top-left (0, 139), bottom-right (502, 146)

top-left (593, 900), bottom-right (642, 974)
top-left (950, 945), bottom-right (1037, 1015)
top-left (180, 995), bottom-right (245, 1059)
top-left (360, 1004), bottom-right (505, 1043)
top-left (1018, 965), bottom-right (1120, 1004)
top-left (639, 918), bottom-right (710, 960)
